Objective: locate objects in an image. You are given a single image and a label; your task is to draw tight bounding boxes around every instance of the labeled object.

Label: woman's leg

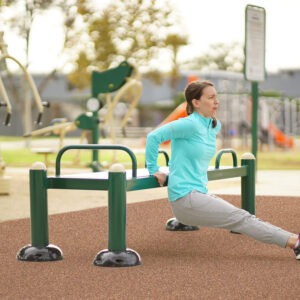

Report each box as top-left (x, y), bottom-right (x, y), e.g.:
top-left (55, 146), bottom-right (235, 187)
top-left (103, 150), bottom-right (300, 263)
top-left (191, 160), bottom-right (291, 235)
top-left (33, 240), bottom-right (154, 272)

top-left (170, 191), bottom-right (293, 248)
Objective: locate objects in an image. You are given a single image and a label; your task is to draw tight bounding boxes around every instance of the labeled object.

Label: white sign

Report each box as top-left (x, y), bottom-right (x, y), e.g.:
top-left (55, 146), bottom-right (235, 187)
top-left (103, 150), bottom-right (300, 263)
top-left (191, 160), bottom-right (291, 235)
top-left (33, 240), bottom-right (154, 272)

top-left (245, 5), bottom-right (266, 82)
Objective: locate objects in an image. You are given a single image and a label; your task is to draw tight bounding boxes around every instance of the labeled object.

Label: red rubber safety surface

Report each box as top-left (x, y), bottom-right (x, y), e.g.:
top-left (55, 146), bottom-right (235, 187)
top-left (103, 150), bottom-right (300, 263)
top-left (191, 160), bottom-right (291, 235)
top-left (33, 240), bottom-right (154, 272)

top-left (1, 195), bottom-right (300, 299)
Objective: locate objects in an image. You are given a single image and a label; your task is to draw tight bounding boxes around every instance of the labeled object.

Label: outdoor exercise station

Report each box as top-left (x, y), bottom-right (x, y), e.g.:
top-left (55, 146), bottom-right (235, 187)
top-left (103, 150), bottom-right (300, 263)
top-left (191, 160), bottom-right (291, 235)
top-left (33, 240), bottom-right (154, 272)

top-left (17, 144), bottom-right (255, 268)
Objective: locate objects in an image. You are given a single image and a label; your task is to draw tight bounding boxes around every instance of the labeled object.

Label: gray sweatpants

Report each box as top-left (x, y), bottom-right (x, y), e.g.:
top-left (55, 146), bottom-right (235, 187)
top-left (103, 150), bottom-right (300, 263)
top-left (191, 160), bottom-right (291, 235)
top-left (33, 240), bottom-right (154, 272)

top-left (170, 190), bottom-right (292, 248)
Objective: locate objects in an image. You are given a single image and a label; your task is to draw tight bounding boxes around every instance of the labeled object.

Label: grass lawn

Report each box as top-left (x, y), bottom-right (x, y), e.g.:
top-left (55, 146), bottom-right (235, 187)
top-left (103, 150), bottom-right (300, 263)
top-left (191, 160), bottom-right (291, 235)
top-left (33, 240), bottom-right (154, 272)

top-left (213, 149), bottom-right (300, 170)
top-left (1, 137), bottom-right (300, 170)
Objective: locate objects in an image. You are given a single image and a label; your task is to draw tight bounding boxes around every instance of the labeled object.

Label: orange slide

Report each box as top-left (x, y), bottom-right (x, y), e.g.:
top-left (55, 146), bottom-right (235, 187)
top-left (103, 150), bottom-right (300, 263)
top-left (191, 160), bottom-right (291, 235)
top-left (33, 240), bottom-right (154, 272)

top-left (157, 74), bottom-right (198, 128)
top-left (142, 75), bottom-right (195, 146)
top-left (158, 102), bottom-right (187, 127)
top-left (139, 102), bottom-right (188, 147)
top-left (268, 123), bottom-right (294, 148)
top-left (157, 102), bottom-right (188, 146)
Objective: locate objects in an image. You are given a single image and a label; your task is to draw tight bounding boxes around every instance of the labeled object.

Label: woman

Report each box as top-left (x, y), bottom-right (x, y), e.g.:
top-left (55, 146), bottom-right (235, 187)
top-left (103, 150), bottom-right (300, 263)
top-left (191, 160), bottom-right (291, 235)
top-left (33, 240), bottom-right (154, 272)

top-left (145, 80), bottom-right (300, 260)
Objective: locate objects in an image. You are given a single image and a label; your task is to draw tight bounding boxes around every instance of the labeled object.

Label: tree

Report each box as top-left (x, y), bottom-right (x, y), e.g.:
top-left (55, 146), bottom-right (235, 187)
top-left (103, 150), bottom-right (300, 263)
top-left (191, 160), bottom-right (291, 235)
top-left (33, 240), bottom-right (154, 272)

top-left (165, 33), bottom-right (188, 90)
top-left (0, 0), bottom-right (86, 134)
top-left (67, 0), bottom-right (185, 89)
top-left (0, 0), bottom-right (82, 71)
top-left (0, 0), bottom-right (186, 133)
top-left (183, 42), bottom-right (244, 72)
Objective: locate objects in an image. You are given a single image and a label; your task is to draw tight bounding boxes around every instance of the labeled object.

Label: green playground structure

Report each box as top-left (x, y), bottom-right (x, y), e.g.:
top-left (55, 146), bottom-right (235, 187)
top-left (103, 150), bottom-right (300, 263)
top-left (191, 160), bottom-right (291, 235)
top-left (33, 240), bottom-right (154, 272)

top-left (25, 61), bottom-right (142, 171)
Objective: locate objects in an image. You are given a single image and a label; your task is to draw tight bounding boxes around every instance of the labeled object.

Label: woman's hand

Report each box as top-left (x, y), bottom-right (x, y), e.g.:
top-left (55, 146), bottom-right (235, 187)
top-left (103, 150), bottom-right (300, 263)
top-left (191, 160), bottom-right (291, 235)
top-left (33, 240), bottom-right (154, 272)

top-left (153, 171), bottom-right (168, 187)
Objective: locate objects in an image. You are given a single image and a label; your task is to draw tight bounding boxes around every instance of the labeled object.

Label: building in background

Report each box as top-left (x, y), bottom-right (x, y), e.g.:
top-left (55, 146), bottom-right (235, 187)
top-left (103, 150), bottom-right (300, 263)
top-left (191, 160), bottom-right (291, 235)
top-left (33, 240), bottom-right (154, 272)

top-left (1, 69), bottom-right (300, 147)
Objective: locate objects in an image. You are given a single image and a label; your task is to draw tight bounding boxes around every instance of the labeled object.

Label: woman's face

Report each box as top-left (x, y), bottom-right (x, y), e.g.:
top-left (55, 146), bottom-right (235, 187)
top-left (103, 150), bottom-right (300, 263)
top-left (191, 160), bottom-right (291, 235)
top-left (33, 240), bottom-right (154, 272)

top-left (193, 85), bottom-right (219, 118)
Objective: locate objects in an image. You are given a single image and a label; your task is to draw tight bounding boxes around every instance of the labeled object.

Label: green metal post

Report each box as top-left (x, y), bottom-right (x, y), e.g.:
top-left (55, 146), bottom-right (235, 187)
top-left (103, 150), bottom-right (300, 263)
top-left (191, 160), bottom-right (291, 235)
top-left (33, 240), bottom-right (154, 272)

top-left (17, 162), bottom-right (63, 262)
top-left (94, 163), bottom-right (141, 267)
top-left (91, 111), bottom-right (99, 165)
top-left (108, 164), bottom-right (127, 251)
top-left (29, 167), bottom-right (49, 246)
top-left (241, 153), bottom-right (256, 214)
top-left (251, 82), bottom-right (259, 159)
top-left (74, 112), bottom-right (100, 170)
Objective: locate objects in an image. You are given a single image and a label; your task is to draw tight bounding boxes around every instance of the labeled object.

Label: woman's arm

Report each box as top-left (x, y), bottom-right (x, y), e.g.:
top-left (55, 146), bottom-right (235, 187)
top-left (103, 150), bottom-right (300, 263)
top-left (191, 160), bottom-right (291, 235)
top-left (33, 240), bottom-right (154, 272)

top-left (145, 118), bottom-right (194, 175)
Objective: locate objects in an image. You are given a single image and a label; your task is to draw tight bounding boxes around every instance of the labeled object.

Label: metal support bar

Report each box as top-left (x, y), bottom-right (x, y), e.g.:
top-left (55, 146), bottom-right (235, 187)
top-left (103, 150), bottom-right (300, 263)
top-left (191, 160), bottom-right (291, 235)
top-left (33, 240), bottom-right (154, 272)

top-left (29, 167), bottom-right (49, 246)
top-left (241, 153), bottom-right (256, 214)
top-left (55, 144), bottom-right (137, 177)
top-left (17, 162), bottom-right (62, 262)
top-left (251, 82), bottom-right (259, 158)
top-left (93, 164), bottom-right (141, 267)
top-left (215, 148), bottom-right (238, 169)
top-left (108, 166), bottom-right (127, 251)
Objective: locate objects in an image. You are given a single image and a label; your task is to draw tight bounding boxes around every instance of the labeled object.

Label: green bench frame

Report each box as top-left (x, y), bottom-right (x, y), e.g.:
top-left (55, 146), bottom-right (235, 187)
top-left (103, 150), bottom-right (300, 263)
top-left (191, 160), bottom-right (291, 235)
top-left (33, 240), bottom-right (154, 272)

top-left (17, 144), bottom-right (255, 267)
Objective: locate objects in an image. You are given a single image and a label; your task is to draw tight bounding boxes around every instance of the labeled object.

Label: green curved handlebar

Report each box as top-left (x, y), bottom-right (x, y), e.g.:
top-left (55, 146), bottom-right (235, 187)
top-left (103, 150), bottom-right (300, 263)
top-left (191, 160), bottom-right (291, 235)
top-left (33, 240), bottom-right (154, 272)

top-left (55, 144), bottom-right (137, 177)
top-left (158, 149), bottom-right (169, 166)
top-left (144, 149), bottom-right (169, 168)
top-left (215, 148), bottom-right (237, 169)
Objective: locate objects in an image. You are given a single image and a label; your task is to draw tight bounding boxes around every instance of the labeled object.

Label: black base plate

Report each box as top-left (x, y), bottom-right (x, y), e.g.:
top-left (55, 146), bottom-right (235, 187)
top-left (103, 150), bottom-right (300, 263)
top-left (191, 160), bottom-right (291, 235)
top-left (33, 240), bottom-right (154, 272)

top-left (94, 248), bottom-right (141, 267)
top-left (17, 244), bottom-right (63, 262)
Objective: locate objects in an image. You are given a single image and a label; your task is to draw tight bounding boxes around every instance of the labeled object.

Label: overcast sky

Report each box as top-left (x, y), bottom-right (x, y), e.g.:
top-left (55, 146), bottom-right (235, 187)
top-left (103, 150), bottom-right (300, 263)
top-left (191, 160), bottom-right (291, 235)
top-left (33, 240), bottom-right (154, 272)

top-left (3, 0), bottom-right (300, 74)
top-left (172, 0), bottom-right (300, 73)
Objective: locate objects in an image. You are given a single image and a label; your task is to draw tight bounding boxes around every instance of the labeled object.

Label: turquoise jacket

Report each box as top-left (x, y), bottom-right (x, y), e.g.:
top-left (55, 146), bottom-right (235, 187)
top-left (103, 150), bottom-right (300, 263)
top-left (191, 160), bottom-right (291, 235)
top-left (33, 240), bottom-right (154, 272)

top-left (146, 112), bottom-right (222, 202)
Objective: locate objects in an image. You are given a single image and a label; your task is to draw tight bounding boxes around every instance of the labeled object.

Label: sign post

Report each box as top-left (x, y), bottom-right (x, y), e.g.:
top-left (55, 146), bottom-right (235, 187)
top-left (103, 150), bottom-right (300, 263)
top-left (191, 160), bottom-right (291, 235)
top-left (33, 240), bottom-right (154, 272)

top-left (244, 5), bottom-right (266, 158)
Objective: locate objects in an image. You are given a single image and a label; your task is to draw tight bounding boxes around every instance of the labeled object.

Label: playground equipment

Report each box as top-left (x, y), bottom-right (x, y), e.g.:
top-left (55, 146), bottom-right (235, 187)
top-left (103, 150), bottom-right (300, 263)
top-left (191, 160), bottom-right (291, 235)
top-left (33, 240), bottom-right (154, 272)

top-left (23, 125), bottom-right (84, 169)
top-left (158, 102), bottom-right (187, 127)
top-left (90, 61), bottom-right (142, 167)
top-left (0, 31), bottom-right (49, 194)
top-left (17, 145), bottom-right (255, 267)
top-left (156, 73), bottom-right (195, 128)
top-left (0, 150), bottom-right (9, 195)
top-left (24, 61), bottom-right (142, 170)
top-left (259, 99), bottom-right (294, 149)
top-left (268, 123), bottom-right (294, 148)
top-left (0, 32), bottom-right (49, 126)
